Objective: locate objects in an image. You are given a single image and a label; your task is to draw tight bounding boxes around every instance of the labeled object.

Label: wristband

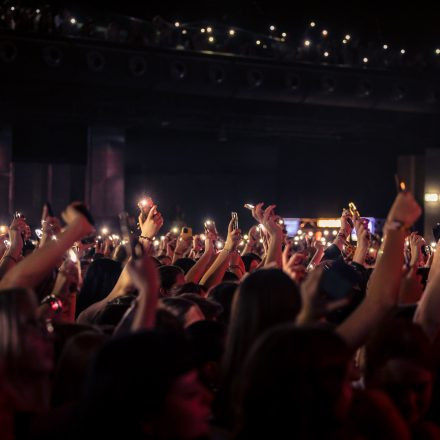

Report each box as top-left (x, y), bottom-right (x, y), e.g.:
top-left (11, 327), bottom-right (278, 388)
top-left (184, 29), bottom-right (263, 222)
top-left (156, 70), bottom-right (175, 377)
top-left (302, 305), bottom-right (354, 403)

top-left (139, 235), bottom-right (153, 241)
top-left (41, 295), bottom-right (63, 313)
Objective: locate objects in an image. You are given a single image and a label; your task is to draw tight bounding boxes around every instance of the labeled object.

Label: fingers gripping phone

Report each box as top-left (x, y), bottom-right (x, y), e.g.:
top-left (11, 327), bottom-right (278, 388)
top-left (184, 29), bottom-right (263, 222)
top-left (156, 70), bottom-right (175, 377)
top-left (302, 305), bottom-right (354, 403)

top-left (119, 211), bottom-right (143, 260)
top-left (138, 197), bottom-right (154, 222)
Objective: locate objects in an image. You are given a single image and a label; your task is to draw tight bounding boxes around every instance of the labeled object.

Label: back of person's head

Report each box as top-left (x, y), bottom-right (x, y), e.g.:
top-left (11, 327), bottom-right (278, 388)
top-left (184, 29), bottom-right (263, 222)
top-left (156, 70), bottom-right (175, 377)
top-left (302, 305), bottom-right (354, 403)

top-left (180, 293), bottom-right (223, 321)
top-left (175, 282), bottom-right (207, 297)
top-left (52, 331), bottom-right (108, 407)
top-left (160, 297), bottom-right (205, 328)
top-left (235, 325), bottom-right (351, 439)
top-left (241, 253), bottom-right (262, 273)
top-left (95, 293), bottom-right (136, 328)
top-left (76, 258), bottom-right (122, 316)
top-left (364, 318), bottom-right (433, 425)
top-left (0, 287), bottom-right (38, 370)
top-left (223, 269), bottom-right (301, 377)
top-left (77, 330), bottom-right (200, 439)
top-left (208, 282), bottom-right (237, 325)
top-left (173, 257), bottom-right (196, 274)
top-left (222, 271), bottom-right (239, 282)
top-left (158, 265), bottom-right (185, 297)
top-left (186, 320), bottom-right (226, 391)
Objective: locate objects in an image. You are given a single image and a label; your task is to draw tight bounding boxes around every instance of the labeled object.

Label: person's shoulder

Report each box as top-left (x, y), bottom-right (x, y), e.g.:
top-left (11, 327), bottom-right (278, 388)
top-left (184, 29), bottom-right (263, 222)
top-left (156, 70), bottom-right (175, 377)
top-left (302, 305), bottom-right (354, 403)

top-left (76, 300), bottom-right (107, 325)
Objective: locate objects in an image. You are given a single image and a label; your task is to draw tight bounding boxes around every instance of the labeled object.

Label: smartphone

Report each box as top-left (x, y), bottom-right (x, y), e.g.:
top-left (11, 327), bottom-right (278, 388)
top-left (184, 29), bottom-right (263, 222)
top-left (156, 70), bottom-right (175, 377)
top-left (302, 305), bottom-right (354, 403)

top-left (348, 202), bottom-right (360, 218)
top-left (433, 223), bottom-right (440, 242)
top-left (138, 197), bottom-right (153, 222)
top-left (13, 211), bottom-right (23, 219)
top-left (422, 245), bottom-right (432, 258)
top-left (181, 227), bottom-right (193, 239)
top-left (231, 212), bottom-right (239, 230)
top-left (45, 201), bottom-right (54, 217)
top-left (204, 220), bottom-right (217, 235)
top-left (119, 211), bottom-right (142, 260)
top-left (244, 203), bottom-right (255, 210)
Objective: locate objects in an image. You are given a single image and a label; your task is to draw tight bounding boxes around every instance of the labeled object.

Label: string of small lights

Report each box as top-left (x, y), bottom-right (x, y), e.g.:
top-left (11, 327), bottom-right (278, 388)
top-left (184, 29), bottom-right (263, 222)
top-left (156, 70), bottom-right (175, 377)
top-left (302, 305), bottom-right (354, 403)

top-left (2, 2), bottom-right (440, 70)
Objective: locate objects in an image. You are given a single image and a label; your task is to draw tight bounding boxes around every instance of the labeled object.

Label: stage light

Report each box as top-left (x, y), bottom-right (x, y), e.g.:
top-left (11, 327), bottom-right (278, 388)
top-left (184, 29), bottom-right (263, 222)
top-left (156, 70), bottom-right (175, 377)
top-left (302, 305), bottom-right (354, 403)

top-left (317, 219), bottom-right (341, 228)
top-left (332, 230), bottom-right (338, 236)
top-left (323, 230), bottom-right (329, 236)
top-left (425, 193), bottom-right (439, 202)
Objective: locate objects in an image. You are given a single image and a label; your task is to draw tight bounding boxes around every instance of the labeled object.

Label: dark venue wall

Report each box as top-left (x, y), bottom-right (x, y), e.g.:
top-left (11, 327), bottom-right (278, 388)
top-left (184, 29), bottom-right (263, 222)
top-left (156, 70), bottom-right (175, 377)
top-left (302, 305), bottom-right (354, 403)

top-left (0, 13), bottom-right (439, 232)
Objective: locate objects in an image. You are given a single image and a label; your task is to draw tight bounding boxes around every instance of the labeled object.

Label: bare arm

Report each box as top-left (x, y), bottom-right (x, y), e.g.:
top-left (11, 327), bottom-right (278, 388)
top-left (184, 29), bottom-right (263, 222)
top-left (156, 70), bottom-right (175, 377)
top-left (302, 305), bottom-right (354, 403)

top-left (200, 218), bottom-right (241, 289)
top-left (414, 238), bottom-right (440, 340)
top-left (185, 237), bottom-right (215, 284)
top-left (337, 192), bottom-right (421, 349)
top-left (0, 205), bottom-right (93, 289)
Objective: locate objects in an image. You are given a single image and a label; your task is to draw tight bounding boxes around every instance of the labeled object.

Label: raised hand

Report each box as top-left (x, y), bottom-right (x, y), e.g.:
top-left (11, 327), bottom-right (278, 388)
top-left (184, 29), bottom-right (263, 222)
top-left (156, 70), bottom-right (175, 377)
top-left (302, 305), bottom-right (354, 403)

top-left (139, 205), bottom-right (163, 240)
top-left (224, 218), bottom-right (241, 252)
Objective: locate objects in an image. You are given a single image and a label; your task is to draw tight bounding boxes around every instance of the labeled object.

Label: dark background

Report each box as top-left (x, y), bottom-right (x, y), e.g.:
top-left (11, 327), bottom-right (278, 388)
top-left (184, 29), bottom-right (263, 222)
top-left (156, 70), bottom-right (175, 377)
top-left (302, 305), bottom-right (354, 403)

top-left (5, 0), bottom-right (440, 232)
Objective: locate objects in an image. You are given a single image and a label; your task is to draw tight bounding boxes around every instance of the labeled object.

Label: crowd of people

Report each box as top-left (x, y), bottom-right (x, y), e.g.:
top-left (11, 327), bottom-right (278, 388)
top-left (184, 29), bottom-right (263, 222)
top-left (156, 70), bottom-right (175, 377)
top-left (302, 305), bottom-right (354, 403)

top-left (0, 190), bottom-right (440, 439)
top-left (0, 1), bottom-right (438, 70)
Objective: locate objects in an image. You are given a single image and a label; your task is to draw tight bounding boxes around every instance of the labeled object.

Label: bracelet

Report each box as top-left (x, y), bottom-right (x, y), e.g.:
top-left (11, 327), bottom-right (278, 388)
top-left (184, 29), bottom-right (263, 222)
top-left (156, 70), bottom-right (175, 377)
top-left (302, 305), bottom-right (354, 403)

top-left (3, 254), bottom-right (18, 263)
top-left (139, 235), bottom-right (153, 241)
top-left (41, 295), bottom-right (63, 313)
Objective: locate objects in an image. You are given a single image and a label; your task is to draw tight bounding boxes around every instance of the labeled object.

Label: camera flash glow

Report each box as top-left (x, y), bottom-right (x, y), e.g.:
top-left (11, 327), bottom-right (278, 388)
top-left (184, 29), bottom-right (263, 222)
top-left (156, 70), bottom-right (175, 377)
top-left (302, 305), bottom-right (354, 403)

top-left (322, 30), bottom-right (328, 36)
top-left (425, 193), bottom-right (439, 202)
top-left (174, 21), bottom-right (180, 27)
top-left (323, 230), bottom-right (329, 236)
top-left (282, 32), bottom-right (287, 37)
top-left (229, 29), bottom-right (235, 36)
top-left (206, 26), bottom-right (212, 33)
top-left (363, 57), bottom-right (368, 63)
top-left (101, 227), bottom-right (109, 235)
top-left (383, 44), bottom-right (388, 50)
top-left (70, 17), bottom-right (76, 24)
top-left (269, 25), bottom-right (275, 31)
top-left (332, 230), bottom-right (338, 236)
top-left (401, 49), bottom-right (406, 54)
top-left (345, 34), bottom-right (351, 40)
top-left (216, 241), bottom-right (224, 249)
top-left (256, 40), bottom-right (261, 45)
top-left (310, 21), bottom-right (316, 27)
top-left (304, 40), bottom-right (311, 47)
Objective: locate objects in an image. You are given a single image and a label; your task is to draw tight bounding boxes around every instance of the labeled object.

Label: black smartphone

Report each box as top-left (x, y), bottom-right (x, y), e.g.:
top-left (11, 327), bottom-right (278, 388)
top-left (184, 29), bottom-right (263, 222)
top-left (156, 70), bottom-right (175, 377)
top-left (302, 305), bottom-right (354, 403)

top-left (45, 201), bottom-right (54, 217)
top-left (119, 211), bottom-right (142, 260)
top-left (231, 212), bottom-right (238, 231)
top-left (433, 223), bottom-right (440, 242)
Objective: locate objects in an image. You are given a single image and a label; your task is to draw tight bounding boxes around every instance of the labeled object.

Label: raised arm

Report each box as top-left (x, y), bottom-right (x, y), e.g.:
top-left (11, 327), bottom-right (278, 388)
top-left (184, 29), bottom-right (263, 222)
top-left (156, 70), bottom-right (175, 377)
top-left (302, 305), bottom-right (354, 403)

top-left (185, 233), bottom-right (215, 283)
top-left (200, 218), bottom-right (241, 289)
top-left (337, 192), bottom-right (421, 349)
top-left (0, 203), bottom-right (94, 289)
top-left (414, 238), bottom-right (440, 340)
